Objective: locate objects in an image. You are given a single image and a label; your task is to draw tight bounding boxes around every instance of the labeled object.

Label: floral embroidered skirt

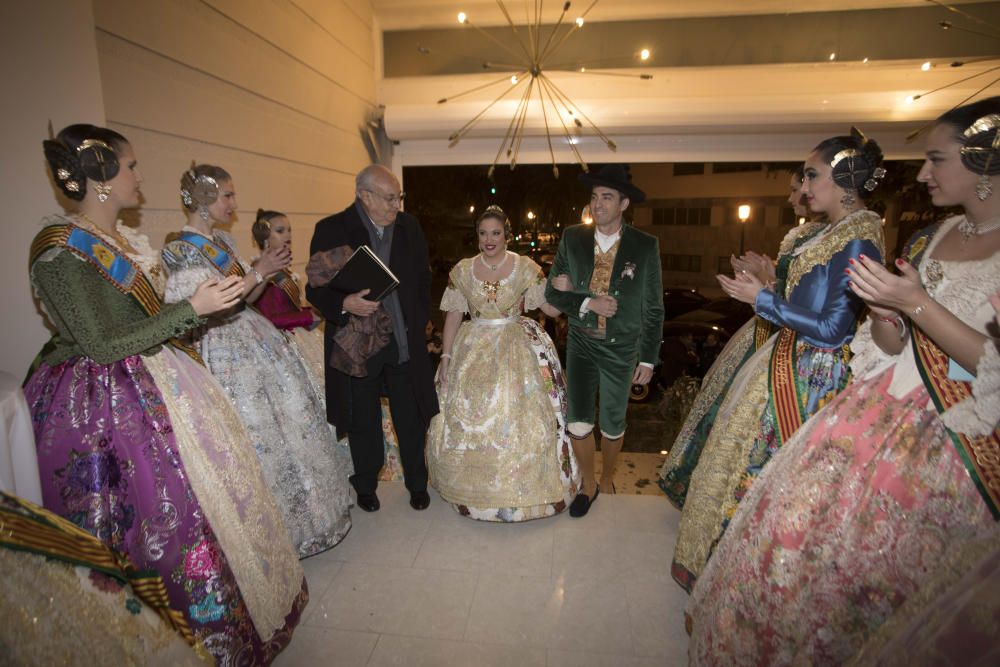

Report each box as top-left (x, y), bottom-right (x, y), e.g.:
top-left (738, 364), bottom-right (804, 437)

top-left (428, 317), bottom-right (580, 522)
top-left (672, 337), bottom-right (850, 592)
top-left (25, 350), bottom-right (307, 665)
top-left (659, 319), bottom-right (756, 508)
top-left (686, 367), bottom-right (995, 666)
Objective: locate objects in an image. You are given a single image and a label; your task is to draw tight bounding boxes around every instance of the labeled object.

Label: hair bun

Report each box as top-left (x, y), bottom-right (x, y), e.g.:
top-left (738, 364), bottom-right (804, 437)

top-left (830, 128), bottom-right (885, 194)
top-left (43, 139), bottom-right (86, 201)
top-left (961, 114), bottom-right (1000, 176)
top-left (180, 165), bottom-right (220, 210)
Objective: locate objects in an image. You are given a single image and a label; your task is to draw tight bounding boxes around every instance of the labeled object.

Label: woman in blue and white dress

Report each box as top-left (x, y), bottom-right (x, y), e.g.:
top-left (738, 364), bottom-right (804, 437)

top-left (162, 164), bottom-right (352, 558)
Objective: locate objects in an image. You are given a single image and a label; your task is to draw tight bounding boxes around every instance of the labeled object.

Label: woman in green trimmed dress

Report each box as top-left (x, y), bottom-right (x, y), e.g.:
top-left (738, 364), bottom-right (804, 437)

top-left (24, 124), bottom-right (306, 665)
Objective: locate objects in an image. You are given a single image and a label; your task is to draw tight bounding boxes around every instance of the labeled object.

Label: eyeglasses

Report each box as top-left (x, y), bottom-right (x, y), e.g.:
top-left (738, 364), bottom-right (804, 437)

top-left (362, 188), bottom-right (405, 206)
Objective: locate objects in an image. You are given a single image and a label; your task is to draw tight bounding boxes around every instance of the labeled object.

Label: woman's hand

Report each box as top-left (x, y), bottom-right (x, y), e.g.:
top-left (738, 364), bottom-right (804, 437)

top-left (717, 271), bottom-right (764, 306)
top-left (846, 255), bottom-right (928, 315)
top-left (730, 251), bottom-right (775, 285)
top-left (255, 245), bottom-right (292, 278)
top-left (190, 276), bottom-right (244, 316)
top-left (550, 274), bottom-right (572, 292)
top-left (436, 356), bottom-right (450, 390)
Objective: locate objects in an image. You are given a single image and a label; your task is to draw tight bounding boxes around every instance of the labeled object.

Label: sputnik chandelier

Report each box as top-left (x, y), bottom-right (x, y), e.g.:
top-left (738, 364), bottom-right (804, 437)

top-left (431, 1), bottom-right (652, 178)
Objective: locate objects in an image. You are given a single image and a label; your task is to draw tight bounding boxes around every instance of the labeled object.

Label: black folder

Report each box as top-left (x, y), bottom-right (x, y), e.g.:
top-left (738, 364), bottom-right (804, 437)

top-left (328, 245), bottom-right (400, 301)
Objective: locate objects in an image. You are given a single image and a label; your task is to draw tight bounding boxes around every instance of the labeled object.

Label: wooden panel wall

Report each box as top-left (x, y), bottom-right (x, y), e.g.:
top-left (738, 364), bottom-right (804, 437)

top-left (93, 0), bottom-right (378, 273)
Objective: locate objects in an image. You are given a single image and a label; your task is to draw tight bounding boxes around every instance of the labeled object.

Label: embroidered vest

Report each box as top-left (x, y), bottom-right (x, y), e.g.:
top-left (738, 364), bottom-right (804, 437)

top-left (589, 239), bottom-right (620, 332)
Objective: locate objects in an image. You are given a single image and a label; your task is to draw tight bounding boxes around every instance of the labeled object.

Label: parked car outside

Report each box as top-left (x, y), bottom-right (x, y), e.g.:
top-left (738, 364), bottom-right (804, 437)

top-left (662, 288), bottom-right (709, 321)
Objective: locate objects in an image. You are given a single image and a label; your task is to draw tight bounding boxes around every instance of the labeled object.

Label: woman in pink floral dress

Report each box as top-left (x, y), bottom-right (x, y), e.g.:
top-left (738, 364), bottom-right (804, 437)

top-left (686, 97), bottom-right (1000, 665)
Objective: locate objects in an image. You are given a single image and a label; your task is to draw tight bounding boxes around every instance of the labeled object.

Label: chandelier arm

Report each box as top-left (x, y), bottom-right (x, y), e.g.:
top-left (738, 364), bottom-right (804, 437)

top-left (539, 76), bottom-right (588, 168)
top-left (482, 61), bottom-right (529, 70)
top-left (913, 63), bottom-right (1000, 100)
top-left (906, 73), bottom-right (1000, 142)
top-left (510, 78), bottom-right (537, 167)
top-left (491, 77), bottom-right (536, 165)
top-left (537, 77), bottom-right (559, 176)
top-left (466, 18), bottom-right (534, 66)
top-left (495, 0), bottom-right (537, 63)
top-left (941, 23), bottom-right (1000, 41)
top-left (524, 1), bottom-right (537, 60)
top-left (540, 0), bottom-right (599, 62)
top-left (538, 0), bottom-right (573, 64)
top-left (549, 67), bottom-right (653, 79)
top-left (924, 0), bottom-right (1000, 34)
top-left (544, 77), bottom-right (616, 149)
top-left (438, 70), bottom-right (531, 104)
top-left (448, 73), bottom-right (530, 145)
top-left (534, 0), bottom-right (544, 62)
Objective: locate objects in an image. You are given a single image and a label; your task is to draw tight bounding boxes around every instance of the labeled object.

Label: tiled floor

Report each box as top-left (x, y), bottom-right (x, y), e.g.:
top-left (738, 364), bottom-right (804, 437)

top-left (276, 481), bottom-right (689, 667)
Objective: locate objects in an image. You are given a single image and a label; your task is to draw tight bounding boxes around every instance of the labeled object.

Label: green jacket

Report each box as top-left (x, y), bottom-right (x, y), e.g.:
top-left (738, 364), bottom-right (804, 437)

top-left (544, 223), bottom-right (664, 364)
top-left (30, 222), bottom-right (204, 367)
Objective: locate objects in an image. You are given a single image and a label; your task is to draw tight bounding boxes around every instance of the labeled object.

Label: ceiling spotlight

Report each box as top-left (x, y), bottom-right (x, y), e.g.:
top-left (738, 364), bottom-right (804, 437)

top-left (575, 17), bottom-right (584, 27)
top-left (829, 52), bottom-right (836, 61)
top-left (640, 49), bottom-right (650, 61)
top-left (457, 11), bottom-right (467, 24)
top-left (921, 61), bottom-right (931, 71)
top-left (905, 95), bottom-right (915, 104)
top-left (862, 57), bottom-right (869, 64)
top-left (510, 74), bottom-right (519, 84)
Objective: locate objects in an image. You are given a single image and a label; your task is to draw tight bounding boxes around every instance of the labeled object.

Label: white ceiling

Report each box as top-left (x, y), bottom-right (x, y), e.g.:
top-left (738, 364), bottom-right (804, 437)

top-left (374, 1), bottom-right (1000, 165)
top-left (371, 0), bottom-right (985, 30)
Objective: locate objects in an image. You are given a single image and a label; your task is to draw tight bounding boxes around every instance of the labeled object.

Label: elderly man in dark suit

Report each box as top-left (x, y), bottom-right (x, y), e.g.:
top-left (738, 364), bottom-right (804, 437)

top-left (307, 165), bottom-right (438, 512)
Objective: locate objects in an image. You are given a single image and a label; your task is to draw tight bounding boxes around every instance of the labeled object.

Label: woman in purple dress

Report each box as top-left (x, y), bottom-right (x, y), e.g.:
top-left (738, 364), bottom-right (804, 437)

top-left (24, 124), bottom-right (306, 664)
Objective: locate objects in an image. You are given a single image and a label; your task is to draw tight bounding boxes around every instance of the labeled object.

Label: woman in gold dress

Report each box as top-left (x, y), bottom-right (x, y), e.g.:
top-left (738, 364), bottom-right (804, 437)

top-left (427, 206), bottom-right (580, 521)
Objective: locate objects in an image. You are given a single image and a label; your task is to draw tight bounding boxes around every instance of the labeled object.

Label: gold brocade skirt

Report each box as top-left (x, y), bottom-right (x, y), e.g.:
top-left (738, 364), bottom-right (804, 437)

top-left (671, 336), bottom-right (774, 589)
top-left (428, 317), bottom-right (577, 521)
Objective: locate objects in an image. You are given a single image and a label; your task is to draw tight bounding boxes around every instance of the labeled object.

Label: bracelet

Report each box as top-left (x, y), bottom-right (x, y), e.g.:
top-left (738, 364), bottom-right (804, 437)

top-left (911, 301), bottom-right (929, 317)
top-left (251, 268), bottom-right (264, 285)
top-left (440, 353), bottom-right (452, 360)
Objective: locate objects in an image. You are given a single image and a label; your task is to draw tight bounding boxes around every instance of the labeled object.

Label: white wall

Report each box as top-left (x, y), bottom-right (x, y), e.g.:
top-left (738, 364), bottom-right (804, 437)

top-left (1, 0), bottom-right (379, 379)
top-left (93, 0), bottom-right (378, 274)
top-left (0, 1), bottom-right (107, 378)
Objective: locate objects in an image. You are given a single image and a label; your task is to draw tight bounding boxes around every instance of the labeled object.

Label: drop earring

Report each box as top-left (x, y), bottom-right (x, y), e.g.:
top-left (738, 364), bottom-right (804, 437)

top-left (840, 190), bottom-right (857, 207)
top-left (976, 174), bottom-right (994, 201)
top-left (198, 206), bottom-right (210, 221)
top-left (94, 182), bottom-right (112, 203)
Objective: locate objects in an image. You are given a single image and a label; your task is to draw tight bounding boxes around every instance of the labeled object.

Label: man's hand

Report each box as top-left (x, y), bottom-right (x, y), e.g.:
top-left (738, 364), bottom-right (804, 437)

top-left (587, 295), bottom-right (618, 318)
top-left (550, 274), bottom-right (573, 291)
top-left (343, 289), bottom-right (379, 316)
top-left (632, 364), bottom-right (654, 385)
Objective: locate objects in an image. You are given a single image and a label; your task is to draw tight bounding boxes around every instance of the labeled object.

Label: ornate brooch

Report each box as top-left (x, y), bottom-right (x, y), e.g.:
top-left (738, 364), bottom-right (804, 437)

top-left (482, 279), bottom-right (501, 302)
top-left (621, 261), bottom-right (637, 280)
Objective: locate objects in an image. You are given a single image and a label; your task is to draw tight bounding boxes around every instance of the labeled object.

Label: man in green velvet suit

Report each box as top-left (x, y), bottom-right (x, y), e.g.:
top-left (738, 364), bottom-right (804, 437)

top-left (545, 165), bottom-right (663, 517)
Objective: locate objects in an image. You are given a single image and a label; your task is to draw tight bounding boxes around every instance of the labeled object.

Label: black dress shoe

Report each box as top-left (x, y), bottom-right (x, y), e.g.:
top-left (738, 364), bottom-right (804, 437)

top-left (356, 492), bottom-right (380, 512)
top-left (409, 490), bottom-right (431, 510)
top-left (568, 486), bottom-right (599, 518)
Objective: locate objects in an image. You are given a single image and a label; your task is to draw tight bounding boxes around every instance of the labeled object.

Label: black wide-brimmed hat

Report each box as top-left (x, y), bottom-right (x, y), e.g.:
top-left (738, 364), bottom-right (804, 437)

top-left (578, 164), bottom-right (646, 204)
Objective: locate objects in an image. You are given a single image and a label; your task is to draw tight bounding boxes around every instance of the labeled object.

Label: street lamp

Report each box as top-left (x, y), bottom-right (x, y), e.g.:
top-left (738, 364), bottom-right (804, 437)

top-left (737, 204), bottom-right (751, 255)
